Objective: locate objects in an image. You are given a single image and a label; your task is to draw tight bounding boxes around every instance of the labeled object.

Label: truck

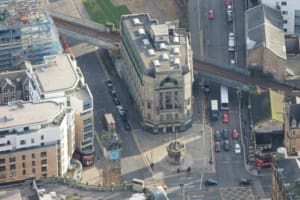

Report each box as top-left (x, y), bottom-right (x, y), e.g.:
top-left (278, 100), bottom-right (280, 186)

top-left (220, 85), bottom-right (229, 110)
top-left (103, 113), bottom-right (116, 132)
top-left (210, 99), bottom-right (219, 121)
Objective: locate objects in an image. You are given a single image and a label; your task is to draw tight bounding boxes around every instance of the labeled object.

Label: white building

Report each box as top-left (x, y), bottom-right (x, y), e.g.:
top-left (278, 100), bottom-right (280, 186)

top-left (261, 0), bottom-right (300, 34)
top-left (0, 101), bottom-right (75, 183)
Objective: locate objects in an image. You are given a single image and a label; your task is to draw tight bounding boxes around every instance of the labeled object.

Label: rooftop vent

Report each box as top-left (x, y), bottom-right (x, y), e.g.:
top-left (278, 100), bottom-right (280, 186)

top-left (132, 18), bottom-right (142, 26)
top-left (148, 49), bottom-right (155, 56)
top-left (173, 36), bottom-right (179, 44)
top-left (159, 43), bottom-right (167, 50)
top-left (173, 58), bottom-right (180, 65)
top-left (161, 53), bottom-right (169, 61)
top-left (143, 38), bottom-right (150, 46)
top-left (152, 60), bottom-right (160, 67)
top-left (137, 28), bottom-right (145, 36)
top-left (173, 47), bottom-right (180, 55)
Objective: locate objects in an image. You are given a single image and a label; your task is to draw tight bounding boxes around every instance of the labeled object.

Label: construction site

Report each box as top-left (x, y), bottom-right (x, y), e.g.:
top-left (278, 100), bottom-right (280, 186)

top-left (0, 0), bottom-right (61, 71)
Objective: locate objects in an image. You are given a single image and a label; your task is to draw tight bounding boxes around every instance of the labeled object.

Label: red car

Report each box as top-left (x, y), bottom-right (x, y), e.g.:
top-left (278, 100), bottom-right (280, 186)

top-left (215, 141), bottom-right (221, 152)
top-left (222, 112), bottom-right (229, 123)
top-left (232, 129), bottom-right (239, 139)
top-left (224, 0), bottom-right (231, 6)
top-left (208, 10), bottom-right (215, 19)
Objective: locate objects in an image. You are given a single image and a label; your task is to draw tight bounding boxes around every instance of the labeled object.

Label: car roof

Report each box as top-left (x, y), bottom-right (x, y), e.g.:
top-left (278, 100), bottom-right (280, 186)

top-left (235, 143), bottom-right (240, 147)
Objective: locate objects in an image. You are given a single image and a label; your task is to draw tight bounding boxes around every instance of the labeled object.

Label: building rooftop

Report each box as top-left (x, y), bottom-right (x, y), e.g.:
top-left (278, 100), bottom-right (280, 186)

top-left (246, 4), bottom-right (286, 59)
top-left (0, 101), bottom-right (62, 130)
top-left (33, 54), bottom-right (79, 94)
top-left (121, 13), bottom-right (192, 77)
top-left (251, 89), bottom-right (284, 129)
top-left (0, 69), bottom-right (29, 91)
top-left (276, 157), bottom-right (300, 196)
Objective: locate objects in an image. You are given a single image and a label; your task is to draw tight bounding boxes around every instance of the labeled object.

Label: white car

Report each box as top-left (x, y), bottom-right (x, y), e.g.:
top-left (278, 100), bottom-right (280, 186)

top-left (234, 143), bottom-right (241, 154)
top-left (228, 32), bottom-right (235, 51)
top-left (116, 105), bottom-right (125, 116)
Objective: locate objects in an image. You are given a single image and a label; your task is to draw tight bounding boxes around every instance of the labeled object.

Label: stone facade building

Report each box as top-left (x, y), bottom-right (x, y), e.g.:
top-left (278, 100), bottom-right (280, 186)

top-left (120, 14), bottom-right (194, 133)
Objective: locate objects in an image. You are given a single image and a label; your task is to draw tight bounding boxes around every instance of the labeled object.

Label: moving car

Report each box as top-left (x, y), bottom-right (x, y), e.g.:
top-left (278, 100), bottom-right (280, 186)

top-left (232, 128), bottom-right (239, 139)
top-left (215, 141), bottom-right (221, 152)
top-left (106, 80), bottom-right (113, 88)
top-left (204, 179), bottom-right (218, 186)
top-left (214, 130), bottom-right (222, 141)
top-left (224, 140), bottom-right (230, 151)
top-left (239, 178), bottom-right (252, 186)
top-left (222, 112), bottom-right (229, 123)
top-left (208, 10), bottom-right (215, 19)
top-left (234, 143), bottom-right (241, 154)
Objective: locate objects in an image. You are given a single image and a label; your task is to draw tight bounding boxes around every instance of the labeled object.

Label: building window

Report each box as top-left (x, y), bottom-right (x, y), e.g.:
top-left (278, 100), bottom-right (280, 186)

top-left (0, 159), bottom-right (5, 164)
top-left (174, 91), bottom-right (178, 108)
top-left (0, 172), bottom-right (6, 179)
top-left (281, 2), bottom-right (287, 6)
top-left (42, 173), bottom-right (47, 177)
top-left (283, 20), bottom-right (288, 24)
top-left (165, 92), bottom-right (172, 109)
top-left (41, 166), bottom-right (47, 172)
top-left (41, 135), bottom-right (44, 140)
top-left (166, 114), bottom-right (173, 120)
top-left (32, 161), bottom-right (35, 166)
top-left (147, 113), bottom-right (151, 120)
top-left (160, 114), bottom-right (164, 121)
top-left (20, 140), bottom-right (26, 145)
top-left (0, 166), bottom-right (6, 172)
top-left (22, 162), bottom-right (26, 168)
top-left (32, 153), bottom-right (35, 159)
top-left (284, 28), bottom-right (287, 32)
top-left (22, 170), bottom-right (26, 175)
top-left (159, 93), bottom-right (163, 109)
top-left (22, 155), bottom-right (26, 160)
top-left (4, 98), bottom-right (8, 103)
top-left (10, 164), bottom-right (16, 170)
top-left (9, 157), bottom-right (15, 162)
top-left (41, 152), bottom-right (47, 157)
top-left (3, 87), bottom-right (8, 94)
top-left (282, 11), bottom-right (288, 15)
top-left (147, 102), bottom-right (151, 109)
top-left (31, 138), bottom-right (35, 144)
top-left (41, 159), bottom-right (47, 165)
top-left (175, 113), bottom-right (179, 119)
top-left (32, 168), bottom-right (35, 173)
top-left (10, 171), bottom-right (16, 177)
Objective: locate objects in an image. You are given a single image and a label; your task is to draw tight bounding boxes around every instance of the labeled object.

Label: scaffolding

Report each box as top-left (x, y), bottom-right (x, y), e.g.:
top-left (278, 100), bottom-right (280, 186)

top-left (0, 0), bottom-right (62, 70)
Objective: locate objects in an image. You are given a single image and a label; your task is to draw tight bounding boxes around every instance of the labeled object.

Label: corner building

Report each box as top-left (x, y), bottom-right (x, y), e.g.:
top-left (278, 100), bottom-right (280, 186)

top-left (120, 14), bottom-right (194, 133)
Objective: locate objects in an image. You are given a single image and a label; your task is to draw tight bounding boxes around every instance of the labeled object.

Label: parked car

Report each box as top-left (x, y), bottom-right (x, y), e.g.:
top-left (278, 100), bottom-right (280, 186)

top-left (204, 179), bottom-right (218, 186)
top-left (224, 140), bottom-right (230, 151)
top-left (239, 178), bottom-right (252, 186)
top-left (222, 112), bottom-right (229, 123)
top-left (106, 80), bottom-right (113, 88)
top-left (215, 141), bottom-right (221, 152)
top-left (214, 130), bottom-right (222, 141)
top-left (116, 105), bottom-right (125, 116)
top-left (234, 143), bottom-right (241, 154)
top-left (227, 5), bottom-right (233, 22)
top-left (222, 128), bottom-right (229, 139)
top-left (204, 84), bottom-right (210, 95)
top-left (124, 121), bottom-right (131, 131)
top-left (113, 97), bottom-right (120, 106)
top-left (110, 89), bottom-right (117, 97)
top-left (224, 0), bottom-right (231, 6)
top-left (208, 10), bottom-right (215, 19)
top-left (228, 32), bottom-right (235, 51)
top-left (232, 128), bottom-right (239, 139)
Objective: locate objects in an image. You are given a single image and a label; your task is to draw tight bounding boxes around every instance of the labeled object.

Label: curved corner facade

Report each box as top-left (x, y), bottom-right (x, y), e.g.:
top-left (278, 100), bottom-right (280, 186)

top-left (120, 14), bottom-right (194, 134)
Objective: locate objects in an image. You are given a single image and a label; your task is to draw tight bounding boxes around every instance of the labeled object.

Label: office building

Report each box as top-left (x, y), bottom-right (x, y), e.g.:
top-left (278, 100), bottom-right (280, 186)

top-left (120, 14), bottom-right (194, 133)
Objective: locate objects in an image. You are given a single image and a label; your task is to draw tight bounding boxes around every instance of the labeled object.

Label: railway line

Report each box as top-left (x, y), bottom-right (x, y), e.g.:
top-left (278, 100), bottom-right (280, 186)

top-left (52, 17), bottom-right (294, 95)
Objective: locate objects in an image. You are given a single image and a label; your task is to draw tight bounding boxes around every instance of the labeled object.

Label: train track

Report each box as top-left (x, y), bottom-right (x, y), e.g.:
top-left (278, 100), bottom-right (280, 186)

top-left (52, 16), bottom-right (294, 95)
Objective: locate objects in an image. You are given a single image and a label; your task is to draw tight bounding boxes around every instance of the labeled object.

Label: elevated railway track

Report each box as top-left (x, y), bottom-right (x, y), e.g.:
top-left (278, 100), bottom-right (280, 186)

top-left (52, 16), bottom-right (294, 95)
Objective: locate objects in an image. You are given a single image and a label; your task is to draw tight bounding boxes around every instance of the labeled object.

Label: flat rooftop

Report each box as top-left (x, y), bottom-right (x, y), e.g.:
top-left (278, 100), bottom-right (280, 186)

top-left (121, 14), bottom-right (191, 75)
top-left (0, 101), bottom-right (62, 130)
top-left (34, 54), bottom-right (78, 94)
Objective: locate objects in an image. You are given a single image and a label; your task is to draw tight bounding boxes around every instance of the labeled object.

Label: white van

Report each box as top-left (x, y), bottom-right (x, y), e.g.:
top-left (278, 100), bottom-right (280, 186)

top-left (234, 143), bottom-right (241, 154)
top-left (228, 32), bottom-right (235, 51)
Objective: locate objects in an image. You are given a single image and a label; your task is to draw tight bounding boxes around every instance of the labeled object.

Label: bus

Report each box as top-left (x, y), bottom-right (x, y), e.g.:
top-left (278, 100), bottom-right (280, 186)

top-left (220, 85), bottom-right (229, 110)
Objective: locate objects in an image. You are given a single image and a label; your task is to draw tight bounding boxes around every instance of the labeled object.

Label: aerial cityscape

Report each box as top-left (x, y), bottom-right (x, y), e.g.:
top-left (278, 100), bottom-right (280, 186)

top-left (0, 0), bottom-right (300, 200)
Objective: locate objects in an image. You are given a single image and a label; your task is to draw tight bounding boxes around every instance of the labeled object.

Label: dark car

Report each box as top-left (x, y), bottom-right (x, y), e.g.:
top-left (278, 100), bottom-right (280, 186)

top-left (124, 121), bottom-right (131, 131)
top-left (113, 97), bottom-right (120, 106)
top-left (214, 130), bottom-right (222, 141)
top-left (110, 89), bottom-right (117, 97)
top-left (204, 179), bottom-right (218, 186)
top-left (106, 80), bottom-right (113, 88)
top-left (222, 128), bottom-right (229, 139)
top-left (204, 85), bottom-right (210, 95)
top-left (223, 140), bottom-right (230, 151)
top-left (239, 178), bottom-right (252, 186)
